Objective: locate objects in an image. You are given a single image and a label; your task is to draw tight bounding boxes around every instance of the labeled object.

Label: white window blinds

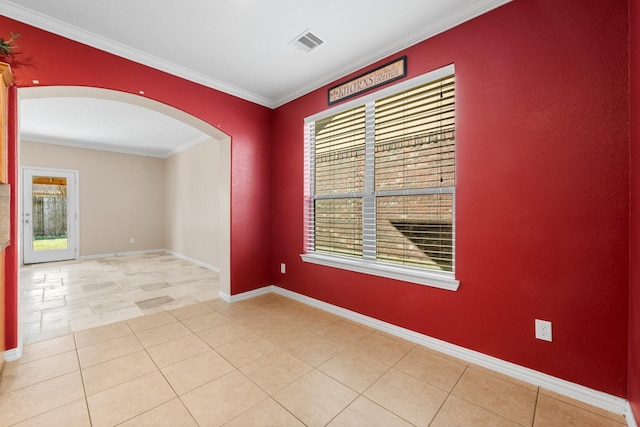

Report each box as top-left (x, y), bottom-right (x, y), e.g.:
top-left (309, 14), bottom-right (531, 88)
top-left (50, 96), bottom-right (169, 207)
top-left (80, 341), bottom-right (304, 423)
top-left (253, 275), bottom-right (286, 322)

top-left (373, 75), bottom-right (455, 271)
top-left (303, 68), bottom-right (456, 284)
top-left (311, 106), bottom-right (366, 257)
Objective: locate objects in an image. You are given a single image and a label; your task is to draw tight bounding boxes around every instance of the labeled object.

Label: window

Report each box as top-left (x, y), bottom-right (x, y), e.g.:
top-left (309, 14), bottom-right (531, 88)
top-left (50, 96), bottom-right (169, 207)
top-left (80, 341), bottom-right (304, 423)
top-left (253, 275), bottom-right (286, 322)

top-left (302, 65), bottom-right (458, 290)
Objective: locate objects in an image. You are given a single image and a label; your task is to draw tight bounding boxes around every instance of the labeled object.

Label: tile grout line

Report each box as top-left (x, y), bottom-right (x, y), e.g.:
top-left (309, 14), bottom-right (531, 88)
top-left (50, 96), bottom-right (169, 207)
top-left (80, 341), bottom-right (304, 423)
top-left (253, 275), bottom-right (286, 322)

top-left (2, 340), bottom-right (85, 425)
top-left (426, 364), bottom-right (469, 426)
top-left (81, 319), bottom-right (159, 426)
top-left (121, 317), bottom-right (198, 427)
top-left (172, 304), bottom-right (333, 425)
top-left (209, 313), bottom-right (340, 426)
top-left (175, 310), bottom-right (270, 425)
top-left (73, 332), bottom-right (95, 427)
top-left (262, 323), bottom-right (411, 425)
top-left (531, 388), bottom-right (541, 427)
top-left (11, 263), bottom-right (629, 426)
top-left (11, 312), bottom-right (623, 427)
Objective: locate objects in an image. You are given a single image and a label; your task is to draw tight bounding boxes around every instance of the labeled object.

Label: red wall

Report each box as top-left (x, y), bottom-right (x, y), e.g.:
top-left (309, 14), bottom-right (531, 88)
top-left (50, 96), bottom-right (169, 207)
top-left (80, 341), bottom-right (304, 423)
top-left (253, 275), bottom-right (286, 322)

top-left (272, 0), bottom-right (630, 396)
top-left (629, 0), bottom-right (640, 420)
top-left (1, 16), bottom-right (273, 349)
top-left (1, 0), bottom-right (633, 403)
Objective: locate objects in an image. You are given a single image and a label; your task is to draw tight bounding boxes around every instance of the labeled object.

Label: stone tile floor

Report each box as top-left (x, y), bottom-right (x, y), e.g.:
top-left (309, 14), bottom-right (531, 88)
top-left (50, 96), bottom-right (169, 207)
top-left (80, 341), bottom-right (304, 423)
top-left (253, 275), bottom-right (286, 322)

top-left (3, 253), bottom-right (630, 426)
top-left (18, 252), bottom-right (219, 345)
top-left (0, 294), bottom-right (629, 426)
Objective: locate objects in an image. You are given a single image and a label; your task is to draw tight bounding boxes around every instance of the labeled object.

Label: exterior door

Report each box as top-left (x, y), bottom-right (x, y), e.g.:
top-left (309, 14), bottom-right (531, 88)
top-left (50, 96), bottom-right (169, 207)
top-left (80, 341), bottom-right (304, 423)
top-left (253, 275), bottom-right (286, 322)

top-left (23, 167), bottom-right (78, 264)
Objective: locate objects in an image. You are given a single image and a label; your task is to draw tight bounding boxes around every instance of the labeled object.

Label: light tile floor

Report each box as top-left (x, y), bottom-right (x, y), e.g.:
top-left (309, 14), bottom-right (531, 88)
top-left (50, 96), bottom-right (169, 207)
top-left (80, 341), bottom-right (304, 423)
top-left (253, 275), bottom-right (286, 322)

top-left (1, 255), bottom-right (629, 426)
top-left (18, 252), bottom-right (219, 345)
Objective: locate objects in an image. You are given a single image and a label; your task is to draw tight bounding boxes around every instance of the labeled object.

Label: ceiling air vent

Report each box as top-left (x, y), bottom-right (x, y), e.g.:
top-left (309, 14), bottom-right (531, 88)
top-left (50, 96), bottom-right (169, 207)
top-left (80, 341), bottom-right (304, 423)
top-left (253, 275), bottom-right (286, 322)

top-left (290, 30), bottom-right (324, 53)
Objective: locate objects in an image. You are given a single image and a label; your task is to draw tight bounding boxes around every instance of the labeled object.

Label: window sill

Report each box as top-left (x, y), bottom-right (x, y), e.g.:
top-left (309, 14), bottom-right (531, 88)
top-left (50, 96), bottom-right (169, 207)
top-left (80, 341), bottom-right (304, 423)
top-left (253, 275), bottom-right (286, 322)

top-left (300, 252), bottom-right (459, 291)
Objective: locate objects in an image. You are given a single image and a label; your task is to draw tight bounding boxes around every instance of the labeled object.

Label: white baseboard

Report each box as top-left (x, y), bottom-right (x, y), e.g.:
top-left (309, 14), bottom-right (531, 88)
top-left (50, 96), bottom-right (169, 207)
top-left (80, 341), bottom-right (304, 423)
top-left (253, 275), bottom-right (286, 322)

top-left (628, 402), bottom-right (639, 427)
top-left (227, 284), bottom-right (632, 423)
top-left (165, 250), bottom-right (220, 272)
top-left (79, 248), bottom-right (166, 260)
top-left (4, 347), bottom-right (22, 362)
top-left (219, 286), bottom-right (271, 303)
top-left (79, 249), bottom-right (220, 273)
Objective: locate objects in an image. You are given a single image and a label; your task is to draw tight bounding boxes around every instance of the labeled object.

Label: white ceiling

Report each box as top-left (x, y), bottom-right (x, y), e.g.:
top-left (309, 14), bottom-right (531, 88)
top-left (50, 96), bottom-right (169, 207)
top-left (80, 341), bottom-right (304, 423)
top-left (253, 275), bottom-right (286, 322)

top-left (20, 97), bottom-right (212, 158)
top-left (0, 0), bottom-right (510, 156)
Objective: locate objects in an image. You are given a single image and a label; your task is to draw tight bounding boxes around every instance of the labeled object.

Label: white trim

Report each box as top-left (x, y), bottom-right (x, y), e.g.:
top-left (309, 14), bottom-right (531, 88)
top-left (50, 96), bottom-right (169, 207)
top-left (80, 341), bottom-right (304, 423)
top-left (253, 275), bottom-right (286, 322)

top-left (0, 2), bottom-right (510, 109)
top-left (4, 347), bottom-right (22, 362)
top-left (301, 253), bottom-right (459, 291)
top-left (226, 285), bottom-right (630, 420)
top-left (21, 132), bottom-right (212, 159)
top-left (628, 402), bottom-right (639, 427)
top-left (302, 64), bottom-right (459, 291)
top-left (165, 250), bottom-right (220, 272)
top-left (0, 2), bottom-right (272, 108)
top-left (270, 1), bottom-right (510, 107)
top-left (305, 64), bottom-right (455, 123)
top-left (79, 249), bottom-right (220, 275)
top-left (219, 286), bottom-right (272, 304)
top-left (19, 86), bottom-right (229, 144)
top-left (163, 134), bottom-right (212, 158)
top-left (21, 166), bottom-right (80, 265)
top-left (78, 248), bottom-right (165, 260)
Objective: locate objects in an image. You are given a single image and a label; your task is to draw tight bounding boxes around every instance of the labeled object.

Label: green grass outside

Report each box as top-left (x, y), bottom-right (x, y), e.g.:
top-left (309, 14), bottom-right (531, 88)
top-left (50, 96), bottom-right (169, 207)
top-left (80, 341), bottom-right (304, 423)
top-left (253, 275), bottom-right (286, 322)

top-left (33, 238), bottom-right (68, 251)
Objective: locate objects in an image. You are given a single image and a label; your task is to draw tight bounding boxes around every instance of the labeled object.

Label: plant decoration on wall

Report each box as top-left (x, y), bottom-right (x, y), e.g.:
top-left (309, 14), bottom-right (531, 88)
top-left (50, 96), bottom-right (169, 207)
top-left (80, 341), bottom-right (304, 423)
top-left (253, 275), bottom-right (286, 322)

top-left (0, 32), bottom-right (19, 57)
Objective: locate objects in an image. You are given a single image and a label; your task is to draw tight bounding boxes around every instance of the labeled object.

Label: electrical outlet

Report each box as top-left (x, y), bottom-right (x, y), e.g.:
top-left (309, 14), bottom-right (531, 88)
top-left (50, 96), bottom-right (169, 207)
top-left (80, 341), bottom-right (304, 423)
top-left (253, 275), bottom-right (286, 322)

top-left (130, 238), bottom-right (135, 244)
top-left (281, 263), bottom-right (286, 274)
top-left (535, 319), bottom-right (552, 342)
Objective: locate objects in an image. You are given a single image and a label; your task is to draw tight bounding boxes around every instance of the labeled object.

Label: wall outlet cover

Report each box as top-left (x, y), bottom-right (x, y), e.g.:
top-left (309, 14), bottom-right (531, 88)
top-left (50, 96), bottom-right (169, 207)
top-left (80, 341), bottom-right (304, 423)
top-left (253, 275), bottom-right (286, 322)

top-left (535, 319), bottom-right (552, 342)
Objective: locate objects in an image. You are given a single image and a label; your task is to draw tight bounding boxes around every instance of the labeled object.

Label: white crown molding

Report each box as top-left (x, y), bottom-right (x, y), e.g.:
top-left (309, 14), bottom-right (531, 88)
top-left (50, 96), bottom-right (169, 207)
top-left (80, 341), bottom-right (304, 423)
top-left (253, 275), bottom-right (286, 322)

top-left (272, 0), bottom-right (513, 107)
top-left (21, 132), bottom-right (168, 158)
top-left (224, 284), bottom-right (632, 422)
top-left (163, 134), bottom-right (212, 158)
top-left (19, 86), bottom-right (230, 150)
top-left (0, 1), bottom-right (274, 108)
top-left (0, 0), bottom-right (510, 109)
top-left (21, 132), bottom-right (211, 159)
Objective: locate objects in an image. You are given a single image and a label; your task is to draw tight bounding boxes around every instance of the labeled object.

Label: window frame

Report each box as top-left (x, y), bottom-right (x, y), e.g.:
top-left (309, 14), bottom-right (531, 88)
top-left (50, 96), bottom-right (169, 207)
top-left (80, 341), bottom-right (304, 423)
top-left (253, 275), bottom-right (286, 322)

top-left (301, 64), bottom-right (459, 291)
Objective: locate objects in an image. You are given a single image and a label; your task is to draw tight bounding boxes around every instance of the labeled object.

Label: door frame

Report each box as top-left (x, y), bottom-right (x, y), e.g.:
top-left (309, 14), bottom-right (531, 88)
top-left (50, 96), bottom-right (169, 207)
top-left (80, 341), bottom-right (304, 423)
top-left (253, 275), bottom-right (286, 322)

top-left (20, 166), bottom-right (80, 265)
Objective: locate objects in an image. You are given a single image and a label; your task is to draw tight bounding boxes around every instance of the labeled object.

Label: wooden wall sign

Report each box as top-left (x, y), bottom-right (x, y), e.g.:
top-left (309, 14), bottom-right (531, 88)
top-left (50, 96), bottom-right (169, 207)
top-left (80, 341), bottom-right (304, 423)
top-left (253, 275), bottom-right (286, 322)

top-left (328, 56), bottom-right (407, 105)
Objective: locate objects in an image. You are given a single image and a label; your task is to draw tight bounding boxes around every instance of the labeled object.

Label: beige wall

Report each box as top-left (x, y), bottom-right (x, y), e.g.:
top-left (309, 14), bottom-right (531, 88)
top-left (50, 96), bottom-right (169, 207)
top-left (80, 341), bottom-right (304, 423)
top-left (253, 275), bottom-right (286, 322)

top-left (20, 139), bottom-right (228, 271)
top-left (21, 141), bottom-right (165, 256)
top-left (164, 139), bottom-right (221, 268)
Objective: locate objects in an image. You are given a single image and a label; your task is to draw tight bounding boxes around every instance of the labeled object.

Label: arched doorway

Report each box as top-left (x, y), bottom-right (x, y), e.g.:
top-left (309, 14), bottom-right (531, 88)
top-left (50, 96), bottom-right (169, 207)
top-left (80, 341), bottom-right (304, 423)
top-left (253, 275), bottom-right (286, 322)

top-left (14, 86), bottom-right (231, 348)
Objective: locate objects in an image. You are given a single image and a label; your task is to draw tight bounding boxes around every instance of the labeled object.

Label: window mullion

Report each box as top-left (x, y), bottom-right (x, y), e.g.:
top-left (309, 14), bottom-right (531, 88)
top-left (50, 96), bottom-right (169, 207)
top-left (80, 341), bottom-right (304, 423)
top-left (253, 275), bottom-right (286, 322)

top-left (363, 102), bottom-right (376, 261)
